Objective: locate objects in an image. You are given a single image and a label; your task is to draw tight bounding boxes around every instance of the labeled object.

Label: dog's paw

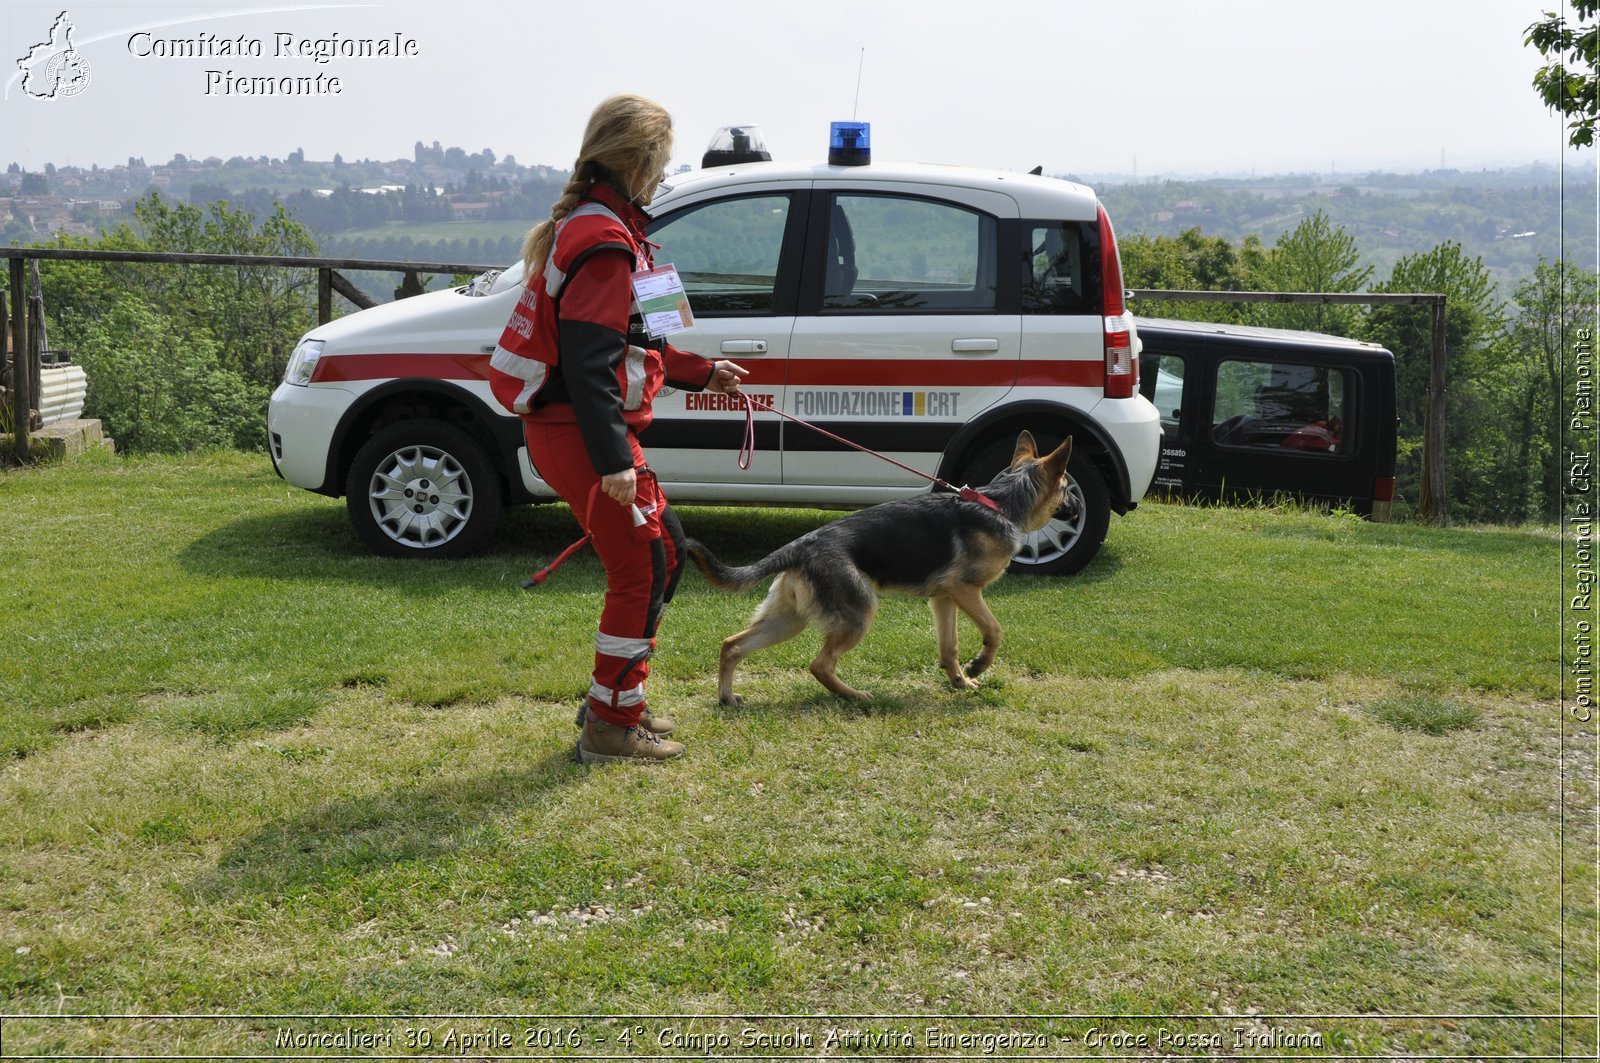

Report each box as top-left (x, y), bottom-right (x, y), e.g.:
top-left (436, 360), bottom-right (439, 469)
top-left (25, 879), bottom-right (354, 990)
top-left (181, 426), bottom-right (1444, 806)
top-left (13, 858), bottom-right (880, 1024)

top-left (719, 693), bottom-right (744, 707)
top-left (950, 675), bottom-right (980, 691)
top-left (964, 656), bottom-right (993, 679)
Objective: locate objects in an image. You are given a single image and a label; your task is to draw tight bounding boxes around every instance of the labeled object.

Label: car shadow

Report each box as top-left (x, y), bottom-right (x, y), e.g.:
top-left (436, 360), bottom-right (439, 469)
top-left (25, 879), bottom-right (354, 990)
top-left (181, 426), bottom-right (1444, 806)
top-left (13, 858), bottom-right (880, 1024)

top-left (174, 502), bottom-right (839, 588)
top-left (177, 499), bottom-right (1120, 594)
top-left (175, 502), bottom-right (591, 585)
top-left (188, 748), bottom-right (581, 902)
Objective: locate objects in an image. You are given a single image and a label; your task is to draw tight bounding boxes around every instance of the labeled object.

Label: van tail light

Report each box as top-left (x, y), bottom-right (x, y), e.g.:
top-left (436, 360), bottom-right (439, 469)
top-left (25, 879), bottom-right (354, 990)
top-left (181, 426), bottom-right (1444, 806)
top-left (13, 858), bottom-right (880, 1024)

top-left (1099, 204), bottom-right (1136, 399)
top-left (1371, 476), bottom-right (1396, 523)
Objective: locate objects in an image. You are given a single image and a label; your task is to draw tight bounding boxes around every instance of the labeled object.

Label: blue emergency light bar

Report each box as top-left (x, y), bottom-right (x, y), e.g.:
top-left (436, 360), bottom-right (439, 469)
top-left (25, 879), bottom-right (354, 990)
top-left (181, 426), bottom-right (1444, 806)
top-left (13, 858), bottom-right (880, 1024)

top-left (829, 121), bottom-right (870, 166)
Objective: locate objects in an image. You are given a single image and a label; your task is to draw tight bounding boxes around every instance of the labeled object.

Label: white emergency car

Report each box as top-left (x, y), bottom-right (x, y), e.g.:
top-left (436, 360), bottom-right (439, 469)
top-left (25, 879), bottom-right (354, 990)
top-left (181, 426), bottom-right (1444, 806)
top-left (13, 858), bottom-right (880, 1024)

top-left (268, 127), bottom-right (1161, 574)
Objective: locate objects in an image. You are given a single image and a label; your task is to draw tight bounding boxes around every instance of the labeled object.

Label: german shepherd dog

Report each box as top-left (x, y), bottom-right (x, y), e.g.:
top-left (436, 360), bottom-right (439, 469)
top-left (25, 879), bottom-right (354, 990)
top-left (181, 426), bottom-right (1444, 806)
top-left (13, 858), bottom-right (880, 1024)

top-left (685, 432), bottom-right (1073, 703)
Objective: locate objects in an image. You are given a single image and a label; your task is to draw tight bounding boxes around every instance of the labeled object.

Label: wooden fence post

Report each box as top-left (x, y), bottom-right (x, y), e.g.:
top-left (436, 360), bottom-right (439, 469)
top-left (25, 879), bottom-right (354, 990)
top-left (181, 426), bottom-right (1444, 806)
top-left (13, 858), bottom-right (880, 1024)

top-left (317, 267), bottom-right (333, 325)
top-left (1418, 299), bottom-right (1449, 525)
top-left (8, 258), bottom-right (30, 462)
top-left (0, 286), bottom-right (7, 434)
top-left (27, 260), bottom-right (45, 414)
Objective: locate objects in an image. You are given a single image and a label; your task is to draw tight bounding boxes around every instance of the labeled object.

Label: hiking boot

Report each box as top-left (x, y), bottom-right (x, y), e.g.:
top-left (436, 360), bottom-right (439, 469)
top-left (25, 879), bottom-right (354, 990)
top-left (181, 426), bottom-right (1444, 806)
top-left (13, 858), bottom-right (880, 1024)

top-left (577, 716), bottom-right (686, 764)
top-left (574, 702), bottom-right (674, 736)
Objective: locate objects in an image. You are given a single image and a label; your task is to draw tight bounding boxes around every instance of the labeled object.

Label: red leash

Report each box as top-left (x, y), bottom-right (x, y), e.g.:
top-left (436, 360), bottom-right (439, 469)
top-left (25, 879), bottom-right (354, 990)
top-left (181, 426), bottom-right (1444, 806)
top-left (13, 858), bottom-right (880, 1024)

top-left (523, 481), bottom-right (603, 588)
top-left (737, 392), bottom-right (1002, 513)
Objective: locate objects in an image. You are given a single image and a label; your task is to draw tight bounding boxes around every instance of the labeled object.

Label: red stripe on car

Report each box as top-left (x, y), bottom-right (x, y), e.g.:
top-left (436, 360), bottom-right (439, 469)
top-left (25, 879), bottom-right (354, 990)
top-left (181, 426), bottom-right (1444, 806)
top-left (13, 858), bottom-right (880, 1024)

top-left (308, 352), bottom-right (1103, 389)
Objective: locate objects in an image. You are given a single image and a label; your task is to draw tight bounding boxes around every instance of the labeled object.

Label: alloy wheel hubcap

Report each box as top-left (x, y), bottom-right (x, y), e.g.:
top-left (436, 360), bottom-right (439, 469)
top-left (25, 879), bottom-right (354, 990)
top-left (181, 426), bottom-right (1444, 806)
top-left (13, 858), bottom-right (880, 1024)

top-left (1014, 476), bottom-right (1087, 566)
top-left (368, 444), bottom-right (473, 548)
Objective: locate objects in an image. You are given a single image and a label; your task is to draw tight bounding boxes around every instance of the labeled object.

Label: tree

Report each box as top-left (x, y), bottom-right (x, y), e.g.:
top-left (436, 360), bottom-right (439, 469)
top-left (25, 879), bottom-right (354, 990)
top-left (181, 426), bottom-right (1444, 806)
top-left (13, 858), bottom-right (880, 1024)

top-left (1527, 2), bottom-right (1600, 147)
top-left (1246, 210), bottom-right (1373, 334)
top-left (19, 171), bottom-right (49, 195)
top-left (1363, 242), bottom-right (1501, 517)
top-left (35, 193), bottom-right (319, 453)
top-left (1495, 258), bottom-right (1600, 520)
top-left (72, 296), bottom-right (258, 452)
top-left (1120, 227), bottom-right (1248, 324)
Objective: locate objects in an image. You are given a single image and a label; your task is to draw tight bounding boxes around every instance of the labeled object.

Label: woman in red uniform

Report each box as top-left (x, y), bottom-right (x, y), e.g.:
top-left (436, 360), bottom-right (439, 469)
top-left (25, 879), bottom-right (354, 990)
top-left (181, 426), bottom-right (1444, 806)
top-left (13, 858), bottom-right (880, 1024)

top-left (489, 95), bottom-right (747, 763)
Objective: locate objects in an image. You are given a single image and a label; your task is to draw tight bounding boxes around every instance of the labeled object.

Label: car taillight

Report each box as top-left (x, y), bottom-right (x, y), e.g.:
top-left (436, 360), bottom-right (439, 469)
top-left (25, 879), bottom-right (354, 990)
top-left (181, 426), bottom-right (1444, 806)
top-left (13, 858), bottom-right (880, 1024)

top-left (1099, 204), bottom-right (1136, 399)
top-left (1104, 314), bottom-right (1135, 398)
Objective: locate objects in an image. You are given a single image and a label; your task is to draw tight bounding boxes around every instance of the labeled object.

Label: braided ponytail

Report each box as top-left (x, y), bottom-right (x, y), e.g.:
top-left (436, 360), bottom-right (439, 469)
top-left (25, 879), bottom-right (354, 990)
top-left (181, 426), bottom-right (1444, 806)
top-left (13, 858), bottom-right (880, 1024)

top-left (520, 172), bottom-right (589, 277)
top-left (519, 95), bottom-right (674, 280)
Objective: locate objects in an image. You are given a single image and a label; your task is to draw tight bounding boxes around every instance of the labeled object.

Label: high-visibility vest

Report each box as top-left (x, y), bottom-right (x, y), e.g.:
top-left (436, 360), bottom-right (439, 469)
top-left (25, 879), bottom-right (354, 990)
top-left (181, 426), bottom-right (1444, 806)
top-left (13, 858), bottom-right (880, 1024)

top-left (488, 198), bottom-right (657, 416)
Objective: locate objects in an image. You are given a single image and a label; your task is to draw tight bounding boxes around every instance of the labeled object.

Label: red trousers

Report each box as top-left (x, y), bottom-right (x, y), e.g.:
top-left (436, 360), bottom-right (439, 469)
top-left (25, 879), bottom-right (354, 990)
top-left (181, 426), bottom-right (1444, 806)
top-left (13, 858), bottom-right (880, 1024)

top-left (524, 419), bottom-right (686, 728)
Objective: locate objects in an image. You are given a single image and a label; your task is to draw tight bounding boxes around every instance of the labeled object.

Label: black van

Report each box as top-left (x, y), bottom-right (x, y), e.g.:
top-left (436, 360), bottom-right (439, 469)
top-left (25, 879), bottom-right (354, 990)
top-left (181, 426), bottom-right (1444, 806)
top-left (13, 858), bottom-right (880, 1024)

top-left (1136, 318), bottom-right (1398, 519)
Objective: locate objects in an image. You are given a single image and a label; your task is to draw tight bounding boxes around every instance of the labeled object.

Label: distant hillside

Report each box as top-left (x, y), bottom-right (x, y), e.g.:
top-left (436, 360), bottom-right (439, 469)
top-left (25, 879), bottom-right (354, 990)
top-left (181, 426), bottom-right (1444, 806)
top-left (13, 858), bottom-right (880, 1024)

top-left (1093, 170), bottom-right (1595, 292)
top-left (5, 147), bottom-right (1592, 295)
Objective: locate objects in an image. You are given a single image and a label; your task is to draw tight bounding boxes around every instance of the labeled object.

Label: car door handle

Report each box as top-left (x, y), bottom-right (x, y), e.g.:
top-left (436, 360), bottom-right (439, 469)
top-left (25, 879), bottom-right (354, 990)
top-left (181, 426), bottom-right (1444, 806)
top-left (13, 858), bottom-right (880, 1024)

top-left (951, 339), bottom-right (1000, 353)
top-left (720, 340), bottom-right (768, 354)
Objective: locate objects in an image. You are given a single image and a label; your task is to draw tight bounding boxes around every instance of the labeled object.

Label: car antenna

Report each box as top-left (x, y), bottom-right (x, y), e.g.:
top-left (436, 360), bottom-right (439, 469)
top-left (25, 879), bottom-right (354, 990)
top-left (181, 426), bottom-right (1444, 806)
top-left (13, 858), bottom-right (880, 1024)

top-left (853, 47), bottom-right (865, 119)
top-left (1029, 165), bottom-right (1043, 175)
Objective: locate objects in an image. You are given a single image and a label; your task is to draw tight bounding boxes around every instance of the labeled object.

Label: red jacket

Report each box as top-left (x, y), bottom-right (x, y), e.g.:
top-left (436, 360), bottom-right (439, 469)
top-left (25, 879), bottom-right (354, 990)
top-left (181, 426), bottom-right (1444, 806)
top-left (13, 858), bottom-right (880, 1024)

top-left (489, 183), bottom-right (714, 475)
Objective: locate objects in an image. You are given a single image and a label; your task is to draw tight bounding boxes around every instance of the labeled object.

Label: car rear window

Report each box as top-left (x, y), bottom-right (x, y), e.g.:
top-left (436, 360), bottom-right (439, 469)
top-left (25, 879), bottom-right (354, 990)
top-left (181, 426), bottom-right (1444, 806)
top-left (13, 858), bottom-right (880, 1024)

top-left (1022, 220), bottom-right (1100, 315)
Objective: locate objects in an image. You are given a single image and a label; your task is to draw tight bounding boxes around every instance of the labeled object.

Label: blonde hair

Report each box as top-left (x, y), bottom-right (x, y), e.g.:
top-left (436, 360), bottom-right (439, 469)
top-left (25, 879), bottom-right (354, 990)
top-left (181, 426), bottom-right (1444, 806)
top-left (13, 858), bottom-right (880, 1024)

top-left (520, 94), bottom-right (674, 277)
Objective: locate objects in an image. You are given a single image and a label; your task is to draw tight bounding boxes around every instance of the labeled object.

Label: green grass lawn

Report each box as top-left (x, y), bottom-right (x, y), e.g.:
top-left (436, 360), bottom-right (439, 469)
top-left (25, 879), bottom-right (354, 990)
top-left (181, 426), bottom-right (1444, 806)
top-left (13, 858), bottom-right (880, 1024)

top-left (0, 450), bottom-right (1590, 1057)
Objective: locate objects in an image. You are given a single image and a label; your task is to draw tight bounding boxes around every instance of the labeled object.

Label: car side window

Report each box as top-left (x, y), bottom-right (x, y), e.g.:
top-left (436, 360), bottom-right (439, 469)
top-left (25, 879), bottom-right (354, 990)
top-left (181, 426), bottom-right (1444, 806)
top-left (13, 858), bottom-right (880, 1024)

top-left (649, 194), bottom-right (790, 313)
top-left (1212, 359), bottom-right (1349, 454)
top-left (821, 194), bottom-right (996, 312)
top-left (1023, 222), bottom-right (1095, 314)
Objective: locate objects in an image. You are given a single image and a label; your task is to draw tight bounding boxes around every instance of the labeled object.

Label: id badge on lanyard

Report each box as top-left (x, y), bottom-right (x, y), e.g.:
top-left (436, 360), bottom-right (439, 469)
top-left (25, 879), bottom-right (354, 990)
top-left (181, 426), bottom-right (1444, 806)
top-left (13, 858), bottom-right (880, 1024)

top-left (630, 264), bottom-right (695, 339)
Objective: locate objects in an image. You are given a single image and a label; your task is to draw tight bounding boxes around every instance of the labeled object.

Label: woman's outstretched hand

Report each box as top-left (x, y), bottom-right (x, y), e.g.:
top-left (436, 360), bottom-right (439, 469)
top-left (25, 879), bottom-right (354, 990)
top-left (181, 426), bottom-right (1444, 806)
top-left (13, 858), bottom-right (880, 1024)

top-left (709, 360), bottom-right (749, 396)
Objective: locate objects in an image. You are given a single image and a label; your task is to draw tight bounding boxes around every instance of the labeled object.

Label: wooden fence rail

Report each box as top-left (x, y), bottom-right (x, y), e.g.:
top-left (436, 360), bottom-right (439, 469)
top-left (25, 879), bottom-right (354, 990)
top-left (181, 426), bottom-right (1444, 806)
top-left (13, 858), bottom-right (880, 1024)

top-left (2, 246), bottom-right (500, 465)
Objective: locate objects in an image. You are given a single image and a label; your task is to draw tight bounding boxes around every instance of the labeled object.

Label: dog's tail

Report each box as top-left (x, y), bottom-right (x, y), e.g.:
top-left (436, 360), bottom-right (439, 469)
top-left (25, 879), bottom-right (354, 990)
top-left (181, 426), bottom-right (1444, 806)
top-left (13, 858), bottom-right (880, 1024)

top-left (684, 538), bottom-right (800, 592)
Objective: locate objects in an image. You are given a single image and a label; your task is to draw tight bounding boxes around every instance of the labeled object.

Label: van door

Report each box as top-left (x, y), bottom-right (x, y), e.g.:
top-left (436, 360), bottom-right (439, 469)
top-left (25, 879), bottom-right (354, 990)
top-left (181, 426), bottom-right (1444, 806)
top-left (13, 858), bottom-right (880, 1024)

top-left (642, 188), bottom-right (806, 484)
top-left (1139, 349), bottom-right (1196, 494)
top-left (782, 186), bottom-right (1019, 492)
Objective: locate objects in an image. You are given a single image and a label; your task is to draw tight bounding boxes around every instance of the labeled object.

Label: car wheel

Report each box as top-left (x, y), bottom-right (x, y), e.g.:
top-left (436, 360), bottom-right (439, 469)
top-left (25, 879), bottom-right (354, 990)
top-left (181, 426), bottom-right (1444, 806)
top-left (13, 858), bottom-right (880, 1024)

top-left (960, 434), bottom-right (1111, 576)
top-left (345, 420), bottom-right (502, 558)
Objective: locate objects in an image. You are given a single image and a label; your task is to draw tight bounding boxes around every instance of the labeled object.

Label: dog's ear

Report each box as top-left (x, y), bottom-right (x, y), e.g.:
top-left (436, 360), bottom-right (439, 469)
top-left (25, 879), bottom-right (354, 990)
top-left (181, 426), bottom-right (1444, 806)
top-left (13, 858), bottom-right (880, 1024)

top-left (1010, 430), bottom-right (1038, 467)
top-left (1041, 435), bottom-right (1073, 479)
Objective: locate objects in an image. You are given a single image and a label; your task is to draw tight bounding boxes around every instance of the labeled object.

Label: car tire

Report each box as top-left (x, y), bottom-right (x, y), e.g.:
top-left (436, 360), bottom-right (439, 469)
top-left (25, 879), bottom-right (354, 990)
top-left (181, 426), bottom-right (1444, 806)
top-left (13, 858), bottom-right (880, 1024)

top-left (345, 420), bottom-right (502, 558)
top-left (960, 434), bottom-right (1111, 576)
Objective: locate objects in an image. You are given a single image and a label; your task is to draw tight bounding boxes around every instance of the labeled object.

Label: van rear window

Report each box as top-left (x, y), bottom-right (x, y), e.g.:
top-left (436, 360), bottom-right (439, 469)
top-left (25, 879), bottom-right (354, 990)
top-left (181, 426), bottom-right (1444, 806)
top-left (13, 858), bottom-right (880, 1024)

top-left (1212, 359), bottom-right (1350, 455)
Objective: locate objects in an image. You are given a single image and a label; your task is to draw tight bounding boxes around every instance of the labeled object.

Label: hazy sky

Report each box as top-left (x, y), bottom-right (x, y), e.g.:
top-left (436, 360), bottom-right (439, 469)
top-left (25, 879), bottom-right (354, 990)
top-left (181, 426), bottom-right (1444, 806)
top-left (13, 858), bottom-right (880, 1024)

top-left (1, 0), bottom-right (1588, 178)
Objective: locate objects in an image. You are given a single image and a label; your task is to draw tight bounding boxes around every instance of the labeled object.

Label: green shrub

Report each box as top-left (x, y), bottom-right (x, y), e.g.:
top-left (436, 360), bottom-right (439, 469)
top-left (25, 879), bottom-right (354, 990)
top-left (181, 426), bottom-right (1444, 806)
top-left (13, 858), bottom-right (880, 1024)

top-left (74, 296), bottom-right (265, 452)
